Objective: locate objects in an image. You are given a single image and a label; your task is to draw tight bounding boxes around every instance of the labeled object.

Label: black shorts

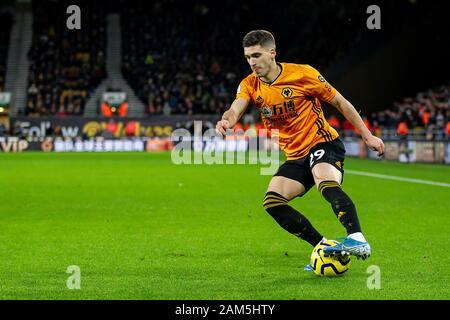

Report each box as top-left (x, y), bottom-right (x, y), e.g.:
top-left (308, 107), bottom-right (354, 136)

top-left (274, 138), bottom-right (346, 194)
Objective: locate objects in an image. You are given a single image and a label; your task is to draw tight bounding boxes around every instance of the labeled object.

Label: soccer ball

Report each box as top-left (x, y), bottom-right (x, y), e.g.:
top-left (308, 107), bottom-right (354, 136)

top-left (310, 240), bottom-right (351, 276)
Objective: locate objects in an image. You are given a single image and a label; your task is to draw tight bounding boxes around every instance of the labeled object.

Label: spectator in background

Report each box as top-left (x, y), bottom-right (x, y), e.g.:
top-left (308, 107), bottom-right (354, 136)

top-left (0, 122), bottom-right (6, 136)
top-left (327, 115), bottom-right (340, 130)
top-left (12, 121), bottom-right (24, 138)
top-left (105, 119), bottom-right (117, 137)
top-left (125, 121), bottom-right (138, 136)
top-left (330, 83), bottom-right (449, 140)
top-left (397, 120), bottom-right (410, 162)
top-left (25, 1), bottom-right (107, 117)
top-left (445, 120), bottom-right (450, 139)
top-left (397, 121), bottom-right (409, 137)
top-left (120, 0), bottom-right (374, 116)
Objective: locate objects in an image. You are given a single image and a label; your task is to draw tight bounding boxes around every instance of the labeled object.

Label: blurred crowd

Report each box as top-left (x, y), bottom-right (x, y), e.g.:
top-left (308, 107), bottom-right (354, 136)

top-left (23, 1), bottom-right (107, 117)
top-left (326, 84), bottom-right (450, 139)
top-left (2, 83), bottom-right (450, 140)
top-left (121, 1), bottom-right (243, 116)
top-left (121, 0), bottom-right (371, 116)
top-left (1, 0), bottom-right (448, 143)
top-left (8, 0), bottom-right (416, 118)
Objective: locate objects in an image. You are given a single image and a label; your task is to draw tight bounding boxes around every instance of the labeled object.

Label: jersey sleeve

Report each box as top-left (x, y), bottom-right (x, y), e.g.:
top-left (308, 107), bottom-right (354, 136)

top-left (302, 65), bottom-right (337, 102)
top-left (235, 77), bottom-right (253, 102)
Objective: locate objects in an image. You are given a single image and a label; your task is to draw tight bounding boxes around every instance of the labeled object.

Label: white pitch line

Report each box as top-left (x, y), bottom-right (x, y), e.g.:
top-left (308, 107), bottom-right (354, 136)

top-left (225, 153), bottom-right (450, 187)
top-left (346, 170), bottom-right (450, 188)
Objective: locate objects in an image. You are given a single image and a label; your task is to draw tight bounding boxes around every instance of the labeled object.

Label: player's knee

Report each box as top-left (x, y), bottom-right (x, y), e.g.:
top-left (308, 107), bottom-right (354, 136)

top-left (263, 191), bottom-right (288, 213)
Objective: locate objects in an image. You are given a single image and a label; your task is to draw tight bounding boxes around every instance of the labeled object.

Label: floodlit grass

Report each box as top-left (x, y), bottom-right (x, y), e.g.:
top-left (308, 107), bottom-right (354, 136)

top-left (0, 152), bottom-right (449, 299)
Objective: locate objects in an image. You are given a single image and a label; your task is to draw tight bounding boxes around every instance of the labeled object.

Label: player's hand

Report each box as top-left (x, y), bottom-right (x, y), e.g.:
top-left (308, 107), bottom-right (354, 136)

top-left (215, 119), bottom-right (230, 137)
top-left (363, 134), bottom-right (385, 157)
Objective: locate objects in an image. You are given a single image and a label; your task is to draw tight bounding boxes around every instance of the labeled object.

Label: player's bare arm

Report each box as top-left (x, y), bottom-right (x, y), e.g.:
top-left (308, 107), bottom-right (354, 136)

top-left (216, 97), bottom-right (249, 136)
top-left (330, 92), bottom-right (385, 156)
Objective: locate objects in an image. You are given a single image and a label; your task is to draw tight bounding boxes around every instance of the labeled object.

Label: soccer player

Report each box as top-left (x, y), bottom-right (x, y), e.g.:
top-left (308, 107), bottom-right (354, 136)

top-left (216, 30), bottom-right (385, 260)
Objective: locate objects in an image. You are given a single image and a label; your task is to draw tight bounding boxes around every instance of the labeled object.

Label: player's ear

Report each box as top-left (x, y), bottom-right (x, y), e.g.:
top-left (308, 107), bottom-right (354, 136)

top-left (269, 48), bottom-right (276, 59)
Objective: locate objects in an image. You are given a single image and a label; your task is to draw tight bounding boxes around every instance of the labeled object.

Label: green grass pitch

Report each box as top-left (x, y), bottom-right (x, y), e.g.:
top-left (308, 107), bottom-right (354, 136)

top-left (0, 152), bottom-right (449, 299)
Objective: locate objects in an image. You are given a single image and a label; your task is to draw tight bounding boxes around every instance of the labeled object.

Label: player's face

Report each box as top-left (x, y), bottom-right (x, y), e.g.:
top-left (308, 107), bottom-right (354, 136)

top-left (244, 45), bottom-right (276, 78)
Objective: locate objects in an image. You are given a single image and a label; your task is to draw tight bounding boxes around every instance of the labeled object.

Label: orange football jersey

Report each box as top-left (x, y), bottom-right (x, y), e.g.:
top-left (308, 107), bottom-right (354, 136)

top-left (236, 63), bottom-right (339, 160)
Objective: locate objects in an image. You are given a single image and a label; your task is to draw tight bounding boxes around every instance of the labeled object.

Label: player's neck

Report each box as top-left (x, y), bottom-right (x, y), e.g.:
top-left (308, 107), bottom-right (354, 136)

top-left (261, 62), bottom-right (281, 84)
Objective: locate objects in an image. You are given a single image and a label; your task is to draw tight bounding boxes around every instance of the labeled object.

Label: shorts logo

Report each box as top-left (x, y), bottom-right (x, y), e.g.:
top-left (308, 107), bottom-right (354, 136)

top-left (261, 106), bottom-right (273, 118)
top-left (335, 161), bottom-right (341, 168)
top-left (318, 75), bottom-right (326, 83)
top-left (281, 87), bottom-right (293, 99)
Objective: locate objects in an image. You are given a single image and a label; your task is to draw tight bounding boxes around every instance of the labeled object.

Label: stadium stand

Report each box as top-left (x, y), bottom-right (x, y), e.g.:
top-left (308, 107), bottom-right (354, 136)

top-left (0, 0), bottom-right (447, 141)
top-left (119, 0), bottom-right (374, 116)
top-left (331, 84), bottom-right (450, 140)
top-left (25, 0), bottom-right (107, 117)
top-left (120, 0), bottom-right (247, 116)
top-left (0, 10), bottom-right (13, 92)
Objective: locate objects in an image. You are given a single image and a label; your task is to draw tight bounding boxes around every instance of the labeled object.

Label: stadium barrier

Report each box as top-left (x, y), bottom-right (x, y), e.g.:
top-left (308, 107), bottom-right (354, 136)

top-left (0, 136), bottom-right (255, 153)
top-left (0, 136), bottom-right (171, 153)
top-left (9, 116), bottom-right (219, 140)
top-left (4, 116), bottom-right (450, 164)
top-left (2, 135), bottom-right (450, 164)
top-left (342, 139), bottom-right (450, 164)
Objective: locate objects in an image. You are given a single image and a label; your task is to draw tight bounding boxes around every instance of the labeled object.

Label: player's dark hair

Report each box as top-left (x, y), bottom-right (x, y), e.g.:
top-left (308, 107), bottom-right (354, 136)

top-left (242, 30), bottom-right (276, 49)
